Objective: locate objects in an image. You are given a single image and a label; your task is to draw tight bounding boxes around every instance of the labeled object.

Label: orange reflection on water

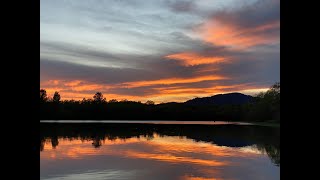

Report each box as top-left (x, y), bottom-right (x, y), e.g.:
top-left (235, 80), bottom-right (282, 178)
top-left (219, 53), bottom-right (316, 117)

top-left (124, 151), bottom-right (226, 166)
top-left (143, 134), bottom-right (262, 158)
top-left (145, 135), bottom-right (233, 157)
top-left (41, 138), bottom-right (144, 159)
top-left (41, 135), bottom-right (263, 166)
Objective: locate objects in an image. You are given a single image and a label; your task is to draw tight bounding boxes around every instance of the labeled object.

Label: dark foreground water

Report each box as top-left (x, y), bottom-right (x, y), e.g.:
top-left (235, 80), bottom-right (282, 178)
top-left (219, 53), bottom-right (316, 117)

top-left (40, 122), bottom-right (280, 180)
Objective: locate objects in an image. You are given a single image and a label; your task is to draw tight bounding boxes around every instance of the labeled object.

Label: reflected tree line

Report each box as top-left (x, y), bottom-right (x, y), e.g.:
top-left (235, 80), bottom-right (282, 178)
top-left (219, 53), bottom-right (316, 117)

top-left (40, 83), bottom-right (280, 123)
top-left (40, 123), bottom-right (280, 166)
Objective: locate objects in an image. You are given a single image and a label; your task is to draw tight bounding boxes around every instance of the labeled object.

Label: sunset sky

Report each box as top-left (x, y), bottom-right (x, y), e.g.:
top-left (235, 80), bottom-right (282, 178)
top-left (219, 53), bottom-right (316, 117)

top-left (40, 0), bottom-right (279, 103)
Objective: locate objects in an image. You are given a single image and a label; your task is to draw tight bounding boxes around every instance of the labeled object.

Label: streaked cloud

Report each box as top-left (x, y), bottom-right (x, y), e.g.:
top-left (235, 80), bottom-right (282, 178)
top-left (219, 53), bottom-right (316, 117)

top-left (40, 0), bottom-right (279, 102)
top-left (121, 75), bottom-right (227, 88)
top-left (165, 52), bottom-right (227, 66)
top-left (197, 0), bottom-right (279, 49)
top-left (199, 20), bottom-right (279, 48)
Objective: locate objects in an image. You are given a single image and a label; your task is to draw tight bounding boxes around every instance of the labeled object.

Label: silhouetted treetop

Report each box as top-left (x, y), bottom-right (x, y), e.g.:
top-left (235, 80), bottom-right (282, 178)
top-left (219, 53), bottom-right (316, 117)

top-left (40, 89), bottom-right (48, 103)
top-left (93, 92), bottom-right (106, 103)
top-left (53, 91), bottom-right (61, 103)
top-left (146, 100), bottom-right (155, 105)
top-left (109, 99), bottom-right (118, 103)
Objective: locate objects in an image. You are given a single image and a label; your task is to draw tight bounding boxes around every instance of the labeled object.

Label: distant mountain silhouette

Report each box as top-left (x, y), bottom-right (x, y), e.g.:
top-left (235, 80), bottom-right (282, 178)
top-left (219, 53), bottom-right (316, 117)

top-left (184, 93), bottom-right (253, 106)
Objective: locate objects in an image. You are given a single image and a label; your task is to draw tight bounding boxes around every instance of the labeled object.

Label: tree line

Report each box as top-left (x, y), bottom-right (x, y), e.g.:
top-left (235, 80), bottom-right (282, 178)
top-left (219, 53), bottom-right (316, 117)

top-left (40, 82), bottom-right (279, 123)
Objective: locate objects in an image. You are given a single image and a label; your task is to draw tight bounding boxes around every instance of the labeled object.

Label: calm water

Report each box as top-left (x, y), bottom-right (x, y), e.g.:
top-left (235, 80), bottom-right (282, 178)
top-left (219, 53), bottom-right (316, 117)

top-left (40, 122), bottom-right (280, 180)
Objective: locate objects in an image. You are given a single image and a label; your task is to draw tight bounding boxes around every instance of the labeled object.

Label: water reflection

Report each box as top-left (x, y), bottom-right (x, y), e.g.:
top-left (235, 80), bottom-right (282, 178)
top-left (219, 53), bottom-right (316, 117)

top-left (40, 123), bottom-right (279, 180)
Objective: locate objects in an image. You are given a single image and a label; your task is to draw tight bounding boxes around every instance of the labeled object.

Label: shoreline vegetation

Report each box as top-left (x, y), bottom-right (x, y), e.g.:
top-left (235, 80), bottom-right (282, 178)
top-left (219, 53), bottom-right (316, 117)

top-left (40, 82), bottom-right (280, 124)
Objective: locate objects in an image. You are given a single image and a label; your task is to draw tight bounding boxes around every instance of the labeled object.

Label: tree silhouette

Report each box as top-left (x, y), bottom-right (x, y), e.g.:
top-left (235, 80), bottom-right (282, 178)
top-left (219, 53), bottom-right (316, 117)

top-left (270, 82), bottom-right (280, 93)
top-left (40, 89), bottom-right (48, 103)
top-left (146, 100), bottom-right (155, 105)
top-left (109, 99), bottom-right (118, 103)
top-left (93, 92), bottom-right (106, 103)
top-left (246, 82), bottom-right (280, 121)
top-left (52, 91), bottom-right (61, 103)
top-left (51, 136), bottom-right (59, 149)
top-left (92, 138), bottom-right (102, 148)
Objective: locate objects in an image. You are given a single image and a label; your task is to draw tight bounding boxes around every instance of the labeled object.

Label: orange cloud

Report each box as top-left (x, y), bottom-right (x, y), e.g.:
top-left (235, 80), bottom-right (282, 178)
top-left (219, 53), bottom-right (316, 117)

top-left (154, 84), bottom-right (250, 95)
top-left (52, 80), bottom-right (60, 85)
top-left (200, 20), bottom-right (280, 48)
top-left (70, 84), bottom-right (105, 92)
top-left (122, 75), bottom-right (227, 88)
top-left (64, 80), bottom-right (82, 86)
top-left (43, 89), bottom-right (94, 100)
top-left (165, 52), bottom-right (227, 66)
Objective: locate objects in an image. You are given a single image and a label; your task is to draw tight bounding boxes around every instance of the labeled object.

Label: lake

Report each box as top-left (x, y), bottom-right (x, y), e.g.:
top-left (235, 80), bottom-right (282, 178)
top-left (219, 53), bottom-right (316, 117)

top-left (40, 121), bottom-right (280, 180)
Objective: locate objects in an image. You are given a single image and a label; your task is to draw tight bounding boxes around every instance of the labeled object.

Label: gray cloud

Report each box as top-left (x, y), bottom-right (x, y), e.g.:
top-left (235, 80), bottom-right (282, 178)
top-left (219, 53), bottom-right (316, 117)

top-left (41, 0), bottom-right (279, 101)
top-left (213, 0), bottom-right (279, 28)
top-left (166, 0), bottom-right (196, 13)
top-left (40, 60), bottom-right (153, 84)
